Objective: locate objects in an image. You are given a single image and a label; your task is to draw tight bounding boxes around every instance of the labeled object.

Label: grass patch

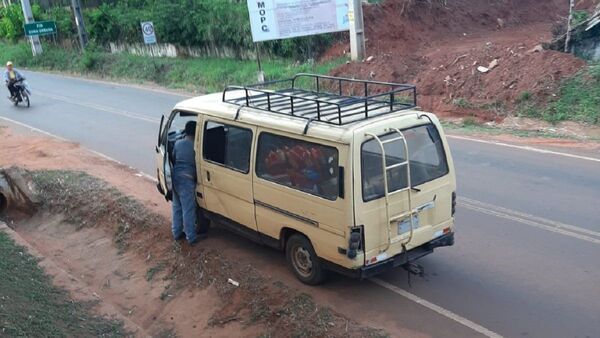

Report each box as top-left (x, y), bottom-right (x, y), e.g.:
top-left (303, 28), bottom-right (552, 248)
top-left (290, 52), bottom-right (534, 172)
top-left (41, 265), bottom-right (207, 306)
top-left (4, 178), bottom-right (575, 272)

top-left (146, 262), bottom-right (166, 282)
top-left (452, 98), bottom-right (472, 109)
top-left (0, 41), bottom-right (347, 93)
top-left (442, 121), bottom-right (600, 141)
top-left (461, 116), bottom-right (479, 127)
top-left (28, 170), bottom-right (162, 253)
top-left (517, 64), bottom-right (600, 125)
top-left (0, 231), bottom-right (126, 336)
top-left (544, 64), bottom-right (600, 124)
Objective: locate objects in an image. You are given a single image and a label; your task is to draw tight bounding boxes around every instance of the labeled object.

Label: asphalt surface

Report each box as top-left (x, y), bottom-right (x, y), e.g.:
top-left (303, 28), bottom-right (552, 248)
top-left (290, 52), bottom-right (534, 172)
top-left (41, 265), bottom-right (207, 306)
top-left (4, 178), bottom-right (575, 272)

top-left (1, 71), bottom-right (599, 338)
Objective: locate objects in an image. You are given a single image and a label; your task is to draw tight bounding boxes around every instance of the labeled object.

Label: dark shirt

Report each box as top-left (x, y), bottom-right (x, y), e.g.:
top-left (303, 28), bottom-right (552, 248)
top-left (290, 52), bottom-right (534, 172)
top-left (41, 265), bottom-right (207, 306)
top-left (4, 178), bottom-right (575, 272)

top-left (172, 138), bottom-right (196, 180)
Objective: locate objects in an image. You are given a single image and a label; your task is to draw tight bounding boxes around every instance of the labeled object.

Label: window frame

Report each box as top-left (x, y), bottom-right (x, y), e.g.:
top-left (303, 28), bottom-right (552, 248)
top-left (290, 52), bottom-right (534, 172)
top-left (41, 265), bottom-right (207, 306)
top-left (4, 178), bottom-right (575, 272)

top-left (202, 120), bottom-right (254, 175)
top-left (255, 132), bottom-right (340, 202)
top-left (360, 123), bottom-right (450, 203)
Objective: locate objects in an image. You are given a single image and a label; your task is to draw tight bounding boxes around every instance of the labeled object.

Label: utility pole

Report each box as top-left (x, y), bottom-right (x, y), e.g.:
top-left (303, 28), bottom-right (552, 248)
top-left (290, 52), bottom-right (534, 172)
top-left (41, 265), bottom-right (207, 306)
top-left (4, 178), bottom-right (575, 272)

top-left (349, 0), bottom-right (366, 61)
top-left (20, 0), bottom-right (43, 56)
top-left (565, 0), bottom-right (575, 52)
top-left (71, 0), bottom-right (88, 50)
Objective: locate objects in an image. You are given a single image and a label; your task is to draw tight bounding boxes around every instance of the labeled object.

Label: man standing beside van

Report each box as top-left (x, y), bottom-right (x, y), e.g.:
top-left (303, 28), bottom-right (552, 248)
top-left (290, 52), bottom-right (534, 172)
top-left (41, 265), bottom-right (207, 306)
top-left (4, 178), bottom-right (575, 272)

top-left (171, 121), bottom-right (203, 245)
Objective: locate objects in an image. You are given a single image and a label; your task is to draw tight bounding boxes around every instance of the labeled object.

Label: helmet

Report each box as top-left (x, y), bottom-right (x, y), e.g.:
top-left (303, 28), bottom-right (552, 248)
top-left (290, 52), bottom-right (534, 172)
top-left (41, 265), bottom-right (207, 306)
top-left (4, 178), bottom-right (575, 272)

top-left (6, 61), bottom-right (13, 67)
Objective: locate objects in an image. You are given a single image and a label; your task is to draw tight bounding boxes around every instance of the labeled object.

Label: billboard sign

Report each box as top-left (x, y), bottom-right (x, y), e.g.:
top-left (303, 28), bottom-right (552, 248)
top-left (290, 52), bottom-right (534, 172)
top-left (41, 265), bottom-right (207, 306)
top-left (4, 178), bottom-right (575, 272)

top-left (248, 0), bottom-right (349, 42)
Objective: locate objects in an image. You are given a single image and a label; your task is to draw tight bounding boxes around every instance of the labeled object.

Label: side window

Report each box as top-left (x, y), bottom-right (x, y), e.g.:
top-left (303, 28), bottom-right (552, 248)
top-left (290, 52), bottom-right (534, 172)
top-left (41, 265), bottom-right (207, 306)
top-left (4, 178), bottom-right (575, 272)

top-left (202, 121), bottom-right (253, 173)
top-left (165, 111), bottom-right (197, 159)
top-left (256, 133), bottom-right (339, 201)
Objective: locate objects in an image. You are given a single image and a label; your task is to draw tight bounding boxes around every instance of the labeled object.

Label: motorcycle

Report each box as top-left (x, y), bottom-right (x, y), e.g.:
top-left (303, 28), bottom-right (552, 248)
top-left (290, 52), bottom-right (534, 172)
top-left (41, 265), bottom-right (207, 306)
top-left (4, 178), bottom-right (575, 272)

top-left (8, 79), bottom-right (31, 108)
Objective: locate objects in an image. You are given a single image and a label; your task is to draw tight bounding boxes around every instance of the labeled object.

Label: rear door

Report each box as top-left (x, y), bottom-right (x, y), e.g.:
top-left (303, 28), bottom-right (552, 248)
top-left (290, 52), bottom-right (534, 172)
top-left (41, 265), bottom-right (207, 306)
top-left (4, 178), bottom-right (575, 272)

top-left (199, 117), bottom-right (257, 230)
top-left (354, 116), bottom-right (454, 262)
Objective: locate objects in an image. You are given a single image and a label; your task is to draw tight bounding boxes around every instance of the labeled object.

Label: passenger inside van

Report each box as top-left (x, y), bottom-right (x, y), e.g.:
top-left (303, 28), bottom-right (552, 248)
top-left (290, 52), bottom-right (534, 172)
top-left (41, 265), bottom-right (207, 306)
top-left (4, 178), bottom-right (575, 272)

top-left (258, 134), bottom-right (339, 200)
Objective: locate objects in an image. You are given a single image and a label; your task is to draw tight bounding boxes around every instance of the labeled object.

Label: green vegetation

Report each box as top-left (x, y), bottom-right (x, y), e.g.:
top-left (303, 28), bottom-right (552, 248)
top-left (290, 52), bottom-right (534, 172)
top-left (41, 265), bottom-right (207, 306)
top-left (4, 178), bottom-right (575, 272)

top-left (461, 116), bottom-right (479, 127)
top-left (0, 41), bottom-right (347, 92)
top-left (517, 64), bottom-right (600, 125)
top-left (0, 1), bottom-right (337, 59)
top-left (0, 231), bottom-right (126, 337)
top-left (442, 121), bottom-right (600, 141)
top-left (146, 262), bottom-right (166, 281)
top-left (452, 98), bottom-right (472, 109)
top-left (573, 10), bottom-right (590, 26)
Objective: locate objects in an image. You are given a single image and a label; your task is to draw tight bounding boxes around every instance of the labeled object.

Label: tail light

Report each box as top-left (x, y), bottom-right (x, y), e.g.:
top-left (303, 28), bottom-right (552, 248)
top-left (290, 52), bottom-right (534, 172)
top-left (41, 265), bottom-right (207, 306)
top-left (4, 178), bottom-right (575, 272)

top-left (347, 225), bottom-right (364, 259)
top-left (452, 191), bottom-right (457, 216)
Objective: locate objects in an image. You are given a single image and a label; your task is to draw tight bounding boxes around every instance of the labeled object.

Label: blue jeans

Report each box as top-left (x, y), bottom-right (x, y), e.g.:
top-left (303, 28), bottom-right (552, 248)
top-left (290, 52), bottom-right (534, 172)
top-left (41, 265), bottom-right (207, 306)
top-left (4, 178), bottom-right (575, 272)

top-left (172, 173), bottom-right (197, 243)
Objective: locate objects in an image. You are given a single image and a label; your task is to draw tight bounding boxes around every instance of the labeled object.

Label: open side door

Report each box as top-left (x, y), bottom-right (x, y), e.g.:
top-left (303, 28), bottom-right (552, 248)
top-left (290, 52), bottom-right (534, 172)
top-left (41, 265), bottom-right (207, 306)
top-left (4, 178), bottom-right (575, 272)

top-left (155, 111), bottom-right (200, 201)
top-left (155, 114), bottom-right (173, 200)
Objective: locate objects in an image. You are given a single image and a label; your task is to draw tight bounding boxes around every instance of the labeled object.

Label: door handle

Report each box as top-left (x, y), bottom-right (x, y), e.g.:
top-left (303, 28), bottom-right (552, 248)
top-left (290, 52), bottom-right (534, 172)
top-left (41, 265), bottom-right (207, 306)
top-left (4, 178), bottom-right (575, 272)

top-left (206, 171), bottom-right (211, 182)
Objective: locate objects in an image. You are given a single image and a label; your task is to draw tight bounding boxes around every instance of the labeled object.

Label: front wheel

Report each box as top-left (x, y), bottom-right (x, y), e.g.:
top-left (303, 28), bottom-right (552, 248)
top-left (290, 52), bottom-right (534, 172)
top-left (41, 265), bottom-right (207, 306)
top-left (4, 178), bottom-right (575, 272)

top-left (286, 234), bottom-right (326, 285)
top-left (22, 92), bottom-right (29, 108)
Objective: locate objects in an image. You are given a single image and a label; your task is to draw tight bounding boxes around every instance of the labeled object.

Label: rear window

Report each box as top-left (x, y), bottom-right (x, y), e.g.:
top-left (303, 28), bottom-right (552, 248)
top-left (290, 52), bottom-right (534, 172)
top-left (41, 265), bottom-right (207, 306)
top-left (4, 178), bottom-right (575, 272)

top-left (256, 133), bottom-right (339, 201)
top-left (361, 124), bottom-right (449, 202)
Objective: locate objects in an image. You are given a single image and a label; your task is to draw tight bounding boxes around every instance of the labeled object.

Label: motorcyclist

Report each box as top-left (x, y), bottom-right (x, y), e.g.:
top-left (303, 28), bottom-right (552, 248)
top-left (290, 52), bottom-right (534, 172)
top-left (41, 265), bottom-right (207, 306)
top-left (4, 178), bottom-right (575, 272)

top-left (3, 61), bottom-right (25, 101)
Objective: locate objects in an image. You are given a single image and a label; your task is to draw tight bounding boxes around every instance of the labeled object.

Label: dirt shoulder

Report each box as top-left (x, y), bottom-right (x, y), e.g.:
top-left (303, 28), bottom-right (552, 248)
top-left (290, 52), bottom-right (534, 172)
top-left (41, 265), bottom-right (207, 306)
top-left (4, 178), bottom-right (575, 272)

top-left (0, 126), bottom-right (388, 337)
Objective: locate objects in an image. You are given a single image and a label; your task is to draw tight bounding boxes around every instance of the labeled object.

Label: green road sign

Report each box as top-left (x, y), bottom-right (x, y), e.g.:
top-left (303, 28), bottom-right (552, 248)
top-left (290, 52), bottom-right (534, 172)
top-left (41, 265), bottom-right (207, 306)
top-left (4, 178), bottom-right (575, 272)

top-left (24, 21), bottom-right (57, 37)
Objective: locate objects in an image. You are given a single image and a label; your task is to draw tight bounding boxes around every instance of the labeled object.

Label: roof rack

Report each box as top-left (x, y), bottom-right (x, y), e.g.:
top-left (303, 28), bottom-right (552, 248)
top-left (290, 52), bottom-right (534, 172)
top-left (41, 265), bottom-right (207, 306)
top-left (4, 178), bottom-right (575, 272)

top-left (222, 73), bottom-right (417, 131)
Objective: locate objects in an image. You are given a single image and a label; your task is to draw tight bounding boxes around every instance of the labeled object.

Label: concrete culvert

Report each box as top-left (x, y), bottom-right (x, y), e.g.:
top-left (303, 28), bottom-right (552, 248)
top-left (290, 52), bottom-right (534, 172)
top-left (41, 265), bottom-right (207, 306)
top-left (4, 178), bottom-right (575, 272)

top-left (0, 167), bottom-right (39, 215)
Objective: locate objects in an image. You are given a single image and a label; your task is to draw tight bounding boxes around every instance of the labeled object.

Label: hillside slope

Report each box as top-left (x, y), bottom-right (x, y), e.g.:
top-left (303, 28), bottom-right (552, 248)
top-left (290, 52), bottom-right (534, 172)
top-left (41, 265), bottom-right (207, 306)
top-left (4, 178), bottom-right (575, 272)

top-left (329, 0), bottom-right (591, 121)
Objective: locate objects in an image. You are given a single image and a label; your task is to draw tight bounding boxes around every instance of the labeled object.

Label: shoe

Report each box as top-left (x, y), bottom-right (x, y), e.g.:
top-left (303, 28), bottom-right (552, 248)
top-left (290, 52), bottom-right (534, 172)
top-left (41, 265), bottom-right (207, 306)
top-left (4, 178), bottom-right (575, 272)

top-left (188, 234), bottom-right (208, 247)
top-left (174, 233), bottom-right (186, 241)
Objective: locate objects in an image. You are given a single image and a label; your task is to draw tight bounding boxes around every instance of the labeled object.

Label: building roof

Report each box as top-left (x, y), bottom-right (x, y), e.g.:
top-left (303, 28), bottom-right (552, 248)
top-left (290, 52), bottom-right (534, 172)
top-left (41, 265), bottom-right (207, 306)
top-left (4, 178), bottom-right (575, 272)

top-left (586, 5), bottom-right (600, 31)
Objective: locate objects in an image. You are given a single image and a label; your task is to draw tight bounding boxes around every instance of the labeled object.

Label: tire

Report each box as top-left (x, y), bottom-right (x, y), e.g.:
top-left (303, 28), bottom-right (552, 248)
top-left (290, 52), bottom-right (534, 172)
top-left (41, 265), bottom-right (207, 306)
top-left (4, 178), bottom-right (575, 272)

top-left (22, 92), bottom-right (29, 108)
top-left (285, 234), bottom-right (326, 285)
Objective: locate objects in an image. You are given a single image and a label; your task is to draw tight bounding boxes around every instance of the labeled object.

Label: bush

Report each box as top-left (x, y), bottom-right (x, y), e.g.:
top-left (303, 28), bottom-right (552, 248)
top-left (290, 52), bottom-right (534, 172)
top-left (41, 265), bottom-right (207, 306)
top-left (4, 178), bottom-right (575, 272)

top-left (40, 5), bottom-right (76, 42)
top-left (84, 0), bottom-right (337, 59)
top-left (2, 1), bottom-right (337, 60)
top-left (0, 4), bottom-right (25, 42)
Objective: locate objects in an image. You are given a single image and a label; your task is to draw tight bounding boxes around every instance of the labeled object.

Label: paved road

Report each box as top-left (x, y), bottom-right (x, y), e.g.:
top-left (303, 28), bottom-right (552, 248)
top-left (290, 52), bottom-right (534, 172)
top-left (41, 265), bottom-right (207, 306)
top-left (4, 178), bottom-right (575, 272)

top-left (2, 71), bottom-right (599, 338)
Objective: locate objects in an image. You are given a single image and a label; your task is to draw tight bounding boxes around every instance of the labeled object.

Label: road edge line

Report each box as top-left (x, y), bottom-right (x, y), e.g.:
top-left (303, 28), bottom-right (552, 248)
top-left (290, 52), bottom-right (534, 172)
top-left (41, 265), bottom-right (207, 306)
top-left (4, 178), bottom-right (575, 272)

top-left (0, 116), bottom-right (157, 183)
top-left (459, 197), bottom-right (600, 239)
top-left (460, 202), bottom-right (600, 245)
top-left (28, 70), bottom-right (195, 98)
top-left (447, 135), bottom-right (600, 163)
top-left (370, 278), bottom-right (504, 338)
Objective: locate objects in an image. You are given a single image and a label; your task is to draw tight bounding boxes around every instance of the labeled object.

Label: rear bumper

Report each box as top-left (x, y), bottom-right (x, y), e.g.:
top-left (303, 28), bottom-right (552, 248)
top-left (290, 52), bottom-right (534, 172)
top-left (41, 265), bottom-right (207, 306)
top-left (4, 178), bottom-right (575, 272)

top-left (324, 232), bottom-right (455, 279)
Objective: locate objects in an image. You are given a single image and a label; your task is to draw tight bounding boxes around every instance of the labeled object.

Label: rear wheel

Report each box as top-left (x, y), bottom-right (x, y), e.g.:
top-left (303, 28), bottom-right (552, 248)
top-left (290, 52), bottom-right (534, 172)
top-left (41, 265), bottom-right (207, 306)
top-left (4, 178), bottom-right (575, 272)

top-left (286, 234), bottom-right (326, 285)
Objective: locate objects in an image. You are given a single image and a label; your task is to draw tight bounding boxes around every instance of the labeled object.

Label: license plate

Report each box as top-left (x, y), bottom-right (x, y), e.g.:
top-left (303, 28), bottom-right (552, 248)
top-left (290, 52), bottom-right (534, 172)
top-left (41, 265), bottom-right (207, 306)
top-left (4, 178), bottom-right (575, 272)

top-left (398, 214), bottom-right (419, 235)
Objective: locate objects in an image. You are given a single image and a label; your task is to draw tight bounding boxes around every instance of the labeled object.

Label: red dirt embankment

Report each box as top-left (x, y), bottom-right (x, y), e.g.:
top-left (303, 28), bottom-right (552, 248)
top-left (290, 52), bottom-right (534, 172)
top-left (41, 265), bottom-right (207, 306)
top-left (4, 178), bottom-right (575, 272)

top-left (327, 0), bottom-right (591, 121)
